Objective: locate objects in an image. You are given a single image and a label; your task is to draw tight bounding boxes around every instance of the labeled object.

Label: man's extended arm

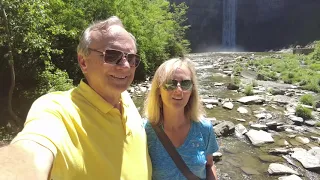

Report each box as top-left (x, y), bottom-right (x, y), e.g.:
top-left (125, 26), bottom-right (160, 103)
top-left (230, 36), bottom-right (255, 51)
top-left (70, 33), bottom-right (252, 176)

top-left (0, 140), bottom-right (54, 180)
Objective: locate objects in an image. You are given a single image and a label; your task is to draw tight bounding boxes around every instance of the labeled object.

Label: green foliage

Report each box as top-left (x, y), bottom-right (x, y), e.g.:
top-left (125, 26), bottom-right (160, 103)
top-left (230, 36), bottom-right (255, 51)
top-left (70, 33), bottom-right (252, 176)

top-left (244, 85), bottom-right (254, 96)
top-left (0, 0), bottom-right (191, 121)
top-left (299, 94), bottom-right (315, 106)
top-left (248, 51), bottom-right (320, 92)
top-left (251, 80), bottom-right (258, 87)
top-left (295, 105), bottom-right (312, 120)
top-left (232, 76), bottom-right (241, 85)
top-left (233, 64), bottom-right (243, 75)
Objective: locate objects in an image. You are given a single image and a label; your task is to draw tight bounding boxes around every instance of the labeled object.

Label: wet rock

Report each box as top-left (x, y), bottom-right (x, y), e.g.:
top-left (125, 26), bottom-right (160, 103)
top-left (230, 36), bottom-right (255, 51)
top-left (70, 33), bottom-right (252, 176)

top-left (235, 124), bottom-right (247, 137)
top-left (305, 120), bottom-right (317, 126)
top-left (235, 118), bottom-right (246, 122)
top-left (255, 113), bottom-right (272, 119)
top-left (282, 155), bottom-right (299, 168)
top-left (289, 139), bottom-right (302, 146)
top-left (202, 98), bottom-right (219, 105)
top-left (278, 175), bottom-right (302, 180)
top-left (226, 158), bottom-right (241, 167)
top-left (291, 147), bottom-right (320, 170)
top-left (276, 126), bottom-right (286, 132)
top-left (227, 83), bottom-right (239, 90)
top-left (223, 70), bottom-right (233, 76)
top-left (295, 136), bottom-right (310, 144)
top-left (288, 115), bottom-right (304, 125)
top-left (258, 155), bottom-right (283, 162)
top-left (237, 107), bottom-right (248, 114)
top-left (269, 88), bottom-right (286, 95)
top-left (246, 129), bottom-right (274, 146)
top-left (238, 95), bottom-right (265, 105)
top-left (140, 86), bottom-right (147, 92)
top-left (286, 105), bottom-right (296, 114)
top-left (240, 167), bottom-right (260, 175)
top-left (276, 139), bottom-right (289, 146)
top-left (214, 82), bottom-right (224, 86)
top-left (212, 152), bottom-right (222, 162)
top-left (214, 121), bottom-right (235, 137)
top-left (250, 124), bottom-right (268, 130)
top-left (222, 102), bottom-right (234, 110)
top-left (205, 104), bottom-right (214, 109)
top-left (269, 148), bottom-right (293, 155)
top-left (267, 163), bottom-right (299, 175)
top-left (310, 136), bottom-right (320, 143)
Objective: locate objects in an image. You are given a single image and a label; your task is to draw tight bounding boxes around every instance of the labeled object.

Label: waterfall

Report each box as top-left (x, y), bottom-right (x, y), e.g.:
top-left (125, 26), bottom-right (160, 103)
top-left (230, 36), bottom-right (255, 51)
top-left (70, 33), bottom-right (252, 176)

top-left (222, 0), bottom-right (237, 49)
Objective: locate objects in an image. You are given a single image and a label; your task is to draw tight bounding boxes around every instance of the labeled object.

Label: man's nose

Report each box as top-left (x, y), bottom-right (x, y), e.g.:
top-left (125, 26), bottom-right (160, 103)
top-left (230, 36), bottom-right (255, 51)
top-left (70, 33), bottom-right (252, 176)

top-left (117, 55), bottom-right (130, 68)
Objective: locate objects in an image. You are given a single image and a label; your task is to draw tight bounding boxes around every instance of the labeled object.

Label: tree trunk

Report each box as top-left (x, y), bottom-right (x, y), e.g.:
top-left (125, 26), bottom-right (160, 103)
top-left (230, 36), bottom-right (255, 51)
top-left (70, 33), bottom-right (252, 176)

top-left (1, 5), bottom-right (22, 128)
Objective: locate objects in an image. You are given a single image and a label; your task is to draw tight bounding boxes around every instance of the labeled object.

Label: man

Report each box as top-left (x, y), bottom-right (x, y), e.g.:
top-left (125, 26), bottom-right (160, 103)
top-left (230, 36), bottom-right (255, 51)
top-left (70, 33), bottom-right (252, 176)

top-left (0, 16), bottom-right (152, 180)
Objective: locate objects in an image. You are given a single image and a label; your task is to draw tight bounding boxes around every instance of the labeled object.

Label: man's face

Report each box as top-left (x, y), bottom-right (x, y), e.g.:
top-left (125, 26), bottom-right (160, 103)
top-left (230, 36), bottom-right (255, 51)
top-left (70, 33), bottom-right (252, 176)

top-left (79, 26), bottom-right (137, 100)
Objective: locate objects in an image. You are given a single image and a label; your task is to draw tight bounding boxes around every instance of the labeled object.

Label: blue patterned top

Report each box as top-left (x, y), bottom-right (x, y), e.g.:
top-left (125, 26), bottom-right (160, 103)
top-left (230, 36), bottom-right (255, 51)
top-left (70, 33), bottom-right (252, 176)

top-left (144, 119), bottom-right (219, 180)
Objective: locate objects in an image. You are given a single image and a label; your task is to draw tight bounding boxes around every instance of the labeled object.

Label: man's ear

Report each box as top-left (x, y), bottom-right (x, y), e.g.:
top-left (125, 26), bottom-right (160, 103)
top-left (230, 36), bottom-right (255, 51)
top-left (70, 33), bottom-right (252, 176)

top-left (78, 55), bottom-right (88, 74)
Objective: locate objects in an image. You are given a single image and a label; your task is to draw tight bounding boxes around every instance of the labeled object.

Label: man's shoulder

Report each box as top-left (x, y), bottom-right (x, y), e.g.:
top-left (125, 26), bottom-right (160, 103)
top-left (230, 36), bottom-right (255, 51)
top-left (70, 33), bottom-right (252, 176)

top-left (31, 89), bottom-right (75, 110)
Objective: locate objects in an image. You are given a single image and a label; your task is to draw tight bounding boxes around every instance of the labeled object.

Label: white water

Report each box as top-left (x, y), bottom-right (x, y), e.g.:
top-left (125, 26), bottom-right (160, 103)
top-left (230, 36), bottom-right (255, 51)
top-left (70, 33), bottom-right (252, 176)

top-left (222, 0), bottom-right (237, 48)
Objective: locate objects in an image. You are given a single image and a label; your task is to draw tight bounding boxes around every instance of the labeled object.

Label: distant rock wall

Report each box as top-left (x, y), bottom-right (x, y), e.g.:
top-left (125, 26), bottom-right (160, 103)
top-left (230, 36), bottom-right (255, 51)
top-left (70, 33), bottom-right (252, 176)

top-left (170, 0), bottom-right (320, 52)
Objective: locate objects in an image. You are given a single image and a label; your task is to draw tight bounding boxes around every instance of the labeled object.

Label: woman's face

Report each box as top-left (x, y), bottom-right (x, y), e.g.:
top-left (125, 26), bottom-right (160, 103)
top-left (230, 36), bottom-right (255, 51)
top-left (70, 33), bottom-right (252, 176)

top-left (160, 65), bottom-right (193, 111)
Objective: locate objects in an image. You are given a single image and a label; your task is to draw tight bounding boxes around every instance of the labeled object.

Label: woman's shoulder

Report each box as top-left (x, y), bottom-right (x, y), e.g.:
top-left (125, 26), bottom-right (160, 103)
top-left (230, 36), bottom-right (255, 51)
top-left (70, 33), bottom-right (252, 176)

top-left (194, 118), bottom-right (213, 129)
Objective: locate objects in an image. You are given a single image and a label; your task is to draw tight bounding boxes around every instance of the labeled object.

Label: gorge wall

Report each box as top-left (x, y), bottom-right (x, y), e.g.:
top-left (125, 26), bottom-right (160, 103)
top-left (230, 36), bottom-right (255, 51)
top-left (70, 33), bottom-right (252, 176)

top-left (170, 0), bottom-right (320, 52)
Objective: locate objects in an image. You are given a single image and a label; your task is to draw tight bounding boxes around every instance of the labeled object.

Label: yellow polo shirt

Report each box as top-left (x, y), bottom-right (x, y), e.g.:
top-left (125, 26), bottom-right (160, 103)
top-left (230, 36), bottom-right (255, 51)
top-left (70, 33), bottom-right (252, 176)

top-left (12, 80), bottom-right (152, 180)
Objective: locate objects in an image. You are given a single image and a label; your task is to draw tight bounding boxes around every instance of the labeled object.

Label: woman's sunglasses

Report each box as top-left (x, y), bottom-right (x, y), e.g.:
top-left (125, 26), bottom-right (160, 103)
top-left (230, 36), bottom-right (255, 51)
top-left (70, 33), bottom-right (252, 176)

top-left (88, 48), bottom-right (140, 67)
top-left (163, 80), bottom-right (193, 91)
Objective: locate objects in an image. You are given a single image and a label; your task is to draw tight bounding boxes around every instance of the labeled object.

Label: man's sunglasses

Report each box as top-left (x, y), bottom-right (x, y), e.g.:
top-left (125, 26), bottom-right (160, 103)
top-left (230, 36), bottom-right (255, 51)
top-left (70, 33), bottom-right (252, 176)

top-left (163, 80), bottom-right (193, 91)
top-left (88, 48), bottom-right (140, 67)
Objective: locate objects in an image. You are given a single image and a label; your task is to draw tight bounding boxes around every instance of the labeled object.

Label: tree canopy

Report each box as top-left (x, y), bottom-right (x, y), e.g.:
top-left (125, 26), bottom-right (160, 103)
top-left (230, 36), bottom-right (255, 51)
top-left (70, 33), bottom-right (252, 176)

top-left (0, 0), bottom-right (190, 126)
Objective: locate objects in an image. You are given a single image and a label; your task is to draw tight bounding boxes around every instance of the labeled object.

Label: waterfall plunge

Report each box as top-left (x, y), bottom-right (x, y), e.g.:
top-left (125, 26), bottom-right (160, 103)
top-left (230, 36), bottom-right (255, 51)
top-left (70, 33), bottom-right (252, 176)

top-left (222, 0), bottom-right (237, 49)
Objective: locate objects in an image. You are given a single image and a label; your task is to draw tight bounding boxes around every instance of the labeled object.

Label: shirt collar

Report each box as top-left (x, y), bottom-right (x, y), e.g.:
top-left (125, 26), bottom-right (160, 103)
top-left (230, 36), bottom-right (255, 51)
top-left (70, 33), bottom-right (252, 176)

top-left (75, 79), bottom-right (129, 114)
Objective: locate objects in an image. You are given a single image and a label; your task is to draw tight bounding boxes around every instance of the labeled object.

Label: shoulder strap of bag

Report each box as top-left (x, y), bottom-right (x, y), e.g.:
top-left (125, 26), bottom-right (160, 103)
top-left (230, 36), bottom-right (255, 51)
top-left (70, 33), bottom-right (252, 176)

top-left (152, 124), bottom-right (200, 180)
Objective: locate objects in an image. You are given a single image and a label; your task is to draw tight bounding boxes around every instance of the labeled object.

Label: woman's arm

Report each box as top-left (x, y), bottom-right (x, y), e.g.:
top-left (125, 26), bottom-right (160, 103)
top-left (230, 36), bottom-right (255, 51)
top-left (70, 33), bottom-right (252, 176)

top-left (206, 155), bottom-right (218, 180)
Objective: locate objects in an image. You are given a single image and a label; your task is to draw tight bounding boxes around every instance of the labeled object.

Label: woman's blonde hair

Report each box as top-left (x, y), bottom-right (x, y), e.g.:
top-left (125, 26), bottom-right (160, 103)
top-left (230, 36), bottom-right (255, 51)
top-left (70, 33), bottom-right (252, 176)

top-left (143, 57), bottom-right (205, 125)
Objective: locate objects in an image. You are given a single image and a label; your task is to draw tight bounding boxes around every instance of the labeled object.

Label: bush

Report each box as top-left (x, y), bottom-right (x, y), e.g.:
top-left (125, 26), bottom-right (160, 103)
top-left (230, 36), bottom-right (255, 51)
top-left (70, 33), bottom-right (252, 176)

top-left (295, 105), bottom-right (312, 120)
top-left (244, 85), bottom-right (254, 96)
top-left (252, 80), bottom-right (258, 87)
top-left (299, 94), bottom-right (315, 106)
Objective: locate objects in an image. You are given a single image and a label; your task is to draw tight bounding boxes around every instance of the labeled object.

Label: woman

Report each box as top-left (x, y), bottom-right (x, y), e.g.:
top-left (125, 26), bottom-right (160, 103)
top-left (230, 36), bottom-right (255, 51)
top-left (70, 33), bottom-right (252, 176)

top-left (144, 57), bottom-right (219, 180)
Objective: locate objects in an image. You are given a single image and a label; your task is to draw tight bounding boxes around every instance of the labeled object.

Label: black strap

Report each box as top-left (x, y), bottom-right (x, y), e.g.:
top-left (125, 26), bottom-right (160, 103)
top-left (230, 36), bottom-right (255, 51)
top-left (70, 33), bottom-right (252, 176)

top-left (152, 124), bottom-right (200, 180)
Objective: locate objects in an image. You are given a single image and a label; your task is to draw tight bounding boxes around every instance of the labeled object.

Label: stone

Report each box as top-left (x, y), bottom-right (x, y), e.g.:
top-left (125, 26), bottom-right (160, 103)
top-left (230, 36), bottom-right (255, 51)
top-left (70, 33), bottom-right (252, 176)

top-left (258, 155), bottom-right (282, 162)
top-left (250, 124), bottom-right (268, 130)
top-left (235, 124), bottom-right (247, 137)
top-left (237, 96), bottom-right (265, 105)
top-left (227, 83), bottom-right (239, 90)
top-left (237, 107), bottom-right (248, 114)
top-left (212, 152), bottom-right (222, 162)
top-left (267, 163), bottom-right (299, 175)
top-left (276, 139), bottom-right (289, 146)
top-left (305, 120), bottom-right (317, 126)
top-left (291, 148), bottom-right (320, 169)
top-left (295, 136), bottom-right (310, 144)
top-left (214, 82), bottom-right (224, 86)
top-left (272, 95), bottom-right (291, 105)
top-left (214, 121), bottom-right (235, 137)
top-left (222, 102), bottom-right (234, 110)
top-left (205, 104), bottom-right (214, 109)
top-left (269, 148), bottom-right (292, 155)
top-left (235, 118), bottom-right (246, 122)
top-left (246, 129), bottom-right (274, 146)
top-left (278, 175), bottom-right (302, 180)
top-left (240, 167), bottom-right (260, 175)
top-left (255, 113), bottom-right (272, 119)
top-left (202, 98), bottom-right (219, 105)
top-left (288, 115), bottom-right (304, 124)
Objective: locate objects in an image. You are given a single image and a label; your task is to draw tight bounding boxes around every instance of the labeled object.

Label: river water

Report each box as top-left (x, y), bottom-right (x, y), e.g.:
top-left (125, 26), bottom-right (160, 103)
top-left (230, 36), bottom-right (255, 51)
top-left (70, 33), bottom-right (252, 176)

top-left (132, 52), bottom-right (320, 180)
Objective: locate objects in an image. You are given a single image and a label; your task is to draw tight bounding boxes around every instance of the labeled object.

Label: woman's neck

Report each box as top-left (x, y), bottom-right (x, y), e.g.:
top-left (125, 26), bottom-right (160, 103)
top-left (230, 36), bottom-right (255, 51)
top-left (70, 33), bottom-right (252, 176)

top-left (162, 107), bottom-right (189, 131)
